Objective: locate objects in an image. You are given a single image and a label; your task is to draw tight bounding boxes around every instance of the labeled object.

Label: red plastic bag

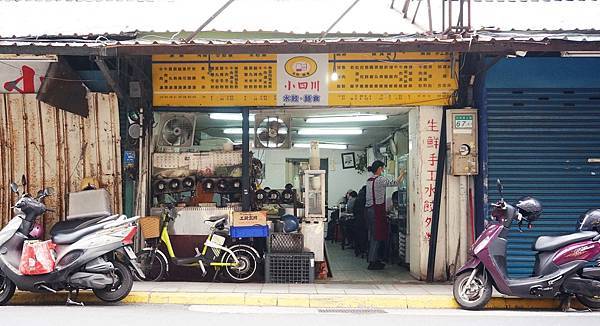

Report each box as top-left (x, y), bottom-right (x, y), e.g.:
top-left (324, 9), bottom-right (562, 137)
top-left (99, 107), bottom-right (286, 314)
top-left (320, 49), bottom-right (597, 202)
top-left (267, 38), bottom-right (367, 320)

top-left (19, 240), bottom-right (57, 275)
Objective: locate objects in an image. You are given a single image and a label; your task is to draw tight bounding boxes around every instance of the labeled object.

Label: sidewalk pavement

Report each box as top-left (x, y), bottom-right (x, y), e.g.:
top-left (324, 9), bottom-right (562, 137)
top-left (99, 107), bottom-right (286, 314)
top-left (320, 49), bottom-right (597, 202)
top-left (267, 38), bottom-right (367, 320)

top-left (11, 281), bottom-right (568, 310)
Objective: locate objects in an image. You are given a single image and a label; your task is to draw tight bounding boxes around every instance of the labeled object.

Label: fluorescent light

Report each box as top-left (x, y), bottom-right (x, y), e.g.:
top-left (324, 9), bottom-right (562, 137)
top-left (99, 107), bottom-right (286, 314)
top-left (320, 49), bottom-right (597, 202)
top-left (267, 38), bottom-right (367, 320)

top-left (223, 128), bottom-right (255, 135)
top-left (224, 128), bottom-right (288, 135)
top-left (209, 113), bottom-right (255, 121)
top-left (298, 128), bottom-right (363, 135)
top-left (306, 114), bottom-right (387, 124)
top-left (561, 51), bottom-right (600, 57)
top-left (294, 143), bottom-right (348, 150)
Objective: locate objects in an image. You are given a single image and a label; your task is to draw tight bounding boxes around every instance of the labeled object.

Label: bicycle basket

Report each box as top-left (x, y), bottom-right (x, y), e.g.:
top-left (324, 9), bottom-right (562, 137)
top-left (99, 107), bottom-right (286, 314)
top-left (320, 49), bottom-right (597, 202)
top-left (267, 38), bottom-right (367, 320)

top-left (139, 216), bottom-right (161, 239)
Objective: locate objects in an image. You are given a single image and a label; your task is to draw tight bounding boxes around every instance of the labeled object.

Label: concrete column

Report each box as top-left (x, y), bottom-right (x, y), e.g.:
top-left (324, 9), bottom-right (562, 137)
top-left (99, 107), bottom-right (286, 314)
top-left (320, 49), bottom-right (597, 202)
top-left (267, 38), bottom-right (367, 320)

top-left (408, 106), bottom-right (447, 281)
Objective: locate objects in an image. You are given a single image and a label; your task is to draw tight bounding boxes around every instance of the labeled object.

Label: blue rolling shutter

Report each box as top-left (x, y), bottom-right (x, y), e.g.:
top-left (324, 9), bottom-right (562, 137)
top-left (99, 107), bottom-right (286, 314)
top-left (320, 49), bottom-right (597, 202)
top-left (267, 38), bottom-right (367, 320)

top-left (485, 88), bottom-right (600, 277)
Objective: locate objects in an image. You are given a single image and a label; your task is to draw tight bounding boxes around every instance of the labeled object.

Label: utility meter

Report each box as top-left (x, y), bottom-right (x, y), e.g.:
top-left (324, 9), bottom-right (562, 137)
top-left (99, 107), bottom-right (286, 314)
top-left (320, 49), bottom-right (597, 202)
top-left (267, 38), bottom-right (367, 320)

top-left (449, 108), bottom-right (479, 175)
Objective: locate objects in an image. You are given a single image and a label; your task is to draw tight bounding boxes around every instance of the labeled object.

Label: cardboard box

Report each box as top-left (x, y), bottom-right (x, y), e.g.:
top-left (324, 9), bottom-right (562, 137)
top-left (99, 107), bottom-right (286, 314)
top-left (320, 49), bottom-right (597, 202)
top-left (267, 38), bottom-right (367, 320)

top-left (231, 211), bottom-right (267, 227)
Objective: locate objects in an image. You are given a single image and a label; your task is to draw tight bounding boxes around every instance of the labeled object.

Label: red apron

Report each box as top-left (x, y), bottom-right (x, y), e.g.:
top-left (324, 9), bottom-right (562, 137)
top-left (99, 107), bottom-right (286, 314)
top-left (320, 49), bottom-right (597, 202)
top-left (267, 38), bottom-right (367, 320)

top-left (368, 176), bottom-right (388, 241)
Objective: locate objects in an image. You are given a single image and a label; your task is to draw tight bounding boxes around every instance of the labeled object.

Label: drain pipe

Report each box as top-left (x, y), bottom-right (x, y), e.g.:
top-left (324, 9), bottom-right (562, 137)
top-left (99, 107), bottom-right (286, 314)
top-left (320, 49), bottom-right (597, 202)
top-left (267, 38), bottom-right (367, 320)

top-left (426, 108), bottom-right (447, 282)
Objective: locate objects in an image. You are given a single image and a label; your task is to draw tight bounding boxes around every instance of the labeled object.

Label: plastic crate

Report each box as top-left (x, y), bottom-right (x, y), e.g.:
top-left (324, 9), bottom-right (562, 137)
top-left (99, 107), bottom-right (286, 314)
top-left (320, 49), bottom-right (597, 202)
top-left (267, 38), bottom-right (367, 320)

top-left (265, 252), bottom-right (315, 284)
top-left (230, 225), bottom-right (268, 238)
top-left (269, 232), bottom-right (304, 253)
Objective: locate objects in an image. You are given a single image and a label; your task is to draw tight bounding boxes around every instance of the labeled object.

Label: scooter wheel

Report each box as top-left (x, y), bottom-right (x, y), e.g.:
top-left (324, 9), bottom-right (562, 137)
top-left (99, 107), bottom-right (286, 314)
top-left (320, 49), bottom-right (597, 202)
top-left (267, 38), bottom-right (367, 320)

top-left (576, 294), bottom-right (600, 310)
top-left (0, 273), bottom-right (16, 305)
top-left (453, 270), bottom-right (492, 310)
top-left (93, 261), bottom-right (134, 303)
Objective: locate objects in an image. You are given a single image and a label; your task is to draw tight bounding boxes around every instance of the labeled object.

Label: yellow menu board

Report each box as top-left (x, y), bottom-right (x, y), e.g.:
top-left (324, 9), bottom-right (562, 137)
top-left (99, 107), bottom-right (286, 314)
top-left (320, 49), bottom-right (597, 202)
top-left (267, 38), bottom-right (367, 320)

top-left (152, 52), bottom-right (457, 107)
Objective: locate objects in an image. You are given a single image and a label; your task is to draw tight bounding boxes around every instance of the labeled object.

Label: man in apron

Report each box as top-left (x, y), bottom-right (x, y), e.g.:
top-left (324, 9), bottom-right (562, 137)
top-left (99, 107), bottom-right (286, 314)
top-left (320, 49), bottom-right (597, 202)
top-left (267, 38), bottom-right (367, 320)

top-left (365, 160), bottom-right (406, 270)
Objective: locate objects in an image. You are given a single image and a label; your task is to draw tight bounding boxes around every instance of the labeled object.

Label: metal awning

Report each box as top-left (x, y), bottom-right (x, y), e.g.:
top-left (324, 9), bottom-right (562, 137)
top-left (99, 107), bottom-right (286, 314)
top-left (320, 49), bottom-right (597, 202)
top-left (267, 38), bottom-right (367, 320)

top-left (2, 30), bottom-right (600, 56)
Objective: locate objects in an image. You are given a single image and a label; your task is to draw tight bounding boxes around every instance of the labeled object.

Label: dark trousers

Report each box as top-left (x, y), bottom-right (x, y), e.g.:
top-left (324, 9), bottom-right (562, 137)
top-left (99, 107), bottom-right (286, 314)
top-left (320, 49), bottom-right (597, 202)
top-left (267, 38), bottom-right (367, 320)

top-left (367, 207), bottom-right (386, 263)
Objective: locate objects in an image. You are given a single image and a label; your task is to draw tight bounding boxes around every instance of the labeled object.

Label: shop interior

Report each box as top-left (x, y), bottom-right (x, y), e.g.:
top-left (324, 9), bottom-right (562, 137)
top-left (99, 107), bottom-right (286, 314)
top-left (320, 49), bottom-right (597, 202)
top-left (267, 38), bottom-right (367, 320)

top-left (147, 107), bottom-right (412, 283)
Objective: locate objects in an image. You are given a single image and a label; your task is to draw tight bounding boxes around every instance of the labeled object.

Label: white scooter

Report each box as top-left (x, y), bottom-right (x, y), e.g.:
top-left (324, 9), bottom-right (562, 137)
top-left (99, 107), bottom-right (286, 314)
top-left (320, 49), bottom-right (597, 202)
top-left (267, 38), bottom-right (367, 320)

top-left (0, 177), bottom-right (144, 305)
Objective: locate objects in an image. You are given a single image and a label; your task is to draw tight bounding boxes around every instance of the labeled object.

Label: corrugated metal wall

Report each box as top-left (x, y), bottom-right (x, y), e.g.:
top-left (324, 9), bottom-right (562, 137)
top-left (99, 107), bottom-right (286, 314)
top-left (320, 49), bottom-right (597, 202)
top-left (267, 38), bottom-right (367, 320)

top-left (0, 93), bottom-right (122, 238)
top-left (486, 88), bottom-right (600, 277)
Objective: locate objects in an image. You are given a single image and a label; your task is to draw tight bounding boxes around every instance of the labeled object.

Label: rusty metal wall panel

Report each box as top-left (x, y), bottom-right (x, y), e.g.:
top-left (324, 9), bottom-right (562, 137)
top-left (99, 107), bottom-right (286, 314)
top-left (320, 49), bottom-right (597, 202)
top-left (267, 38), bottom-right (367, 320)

top-left (0, 93), bottom-right (122, 238)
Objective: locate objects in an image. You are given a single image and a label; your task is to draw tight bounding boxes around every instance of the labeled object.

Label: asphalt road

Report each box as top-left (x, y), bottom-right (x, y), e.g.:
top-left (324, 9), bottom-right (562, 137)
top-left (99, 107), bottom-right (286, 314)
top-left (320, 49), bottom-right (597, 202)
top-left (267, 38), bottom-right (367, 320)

top-left (1, 304), bottom-right (599, 326)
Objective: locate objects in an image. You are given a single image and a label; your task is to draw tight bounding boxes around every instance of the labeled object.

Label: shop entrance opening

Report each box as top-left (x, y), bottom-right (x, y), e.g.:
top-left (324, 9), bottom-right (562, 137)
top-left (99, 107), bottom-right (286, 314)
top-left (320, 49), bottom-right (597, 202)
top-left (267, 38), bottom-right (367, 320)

top-left (145, 107), bottom-right (414, 283)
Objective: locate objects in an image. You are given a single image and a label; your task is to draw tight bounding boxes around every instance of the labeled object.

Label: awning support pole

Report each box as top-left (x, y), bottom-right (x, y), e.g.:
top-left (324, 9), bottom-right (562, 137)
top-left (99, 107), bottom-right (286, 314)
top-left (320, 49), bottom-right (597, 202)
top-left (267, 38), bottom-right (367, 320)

top-left (184, 0), bottom-right (236, 43)
top-left (426, 107), bottom-right (447, 282)
top-left (320, 0), bottom-right (360, 40)
top-left (241, 107), bottom-right (251, 211)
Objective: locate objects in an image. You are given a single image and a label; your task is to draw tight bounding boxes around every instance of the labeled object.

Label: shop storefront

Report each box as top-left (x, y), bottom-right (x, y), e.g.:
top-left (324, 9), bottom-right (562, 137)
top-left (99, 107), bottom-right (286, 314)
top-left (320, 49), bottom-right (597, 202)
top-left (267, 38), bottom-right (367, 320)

top-left (141, 51), bottom-right (459, 282)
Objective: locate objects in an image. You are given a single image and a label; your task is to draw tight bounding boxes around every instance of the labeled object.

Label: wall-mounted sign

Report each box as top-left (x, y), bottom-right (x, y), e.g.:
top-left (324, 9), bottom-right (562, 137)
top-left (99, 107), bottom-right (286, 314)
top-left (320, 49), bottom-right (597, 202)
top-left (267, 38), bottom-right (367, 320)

top-left (0, 60), bottom-right (51, 94)
top-left (152, 52), bottom-right (457, 107)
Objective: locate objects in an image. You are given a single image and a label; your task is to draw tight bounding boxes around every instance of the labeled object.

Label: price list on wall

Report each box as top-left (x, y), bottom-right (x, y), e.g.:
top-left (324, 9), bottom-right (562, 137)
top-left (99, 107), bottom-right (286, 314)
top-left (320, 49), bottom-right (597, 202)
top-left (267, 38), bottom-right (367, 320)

top-left (152, 52), bottom-right (457, 107)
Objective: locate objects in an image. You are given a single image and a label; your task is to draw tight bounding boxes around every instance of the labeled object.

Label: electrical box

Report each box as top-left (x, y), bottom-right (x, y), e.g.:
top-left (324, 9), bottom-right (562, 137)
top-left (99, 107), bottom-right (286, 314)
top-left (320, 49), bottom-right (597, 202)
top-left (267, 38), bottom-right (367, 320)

top-left (449, 108), bottom-right (479, 175)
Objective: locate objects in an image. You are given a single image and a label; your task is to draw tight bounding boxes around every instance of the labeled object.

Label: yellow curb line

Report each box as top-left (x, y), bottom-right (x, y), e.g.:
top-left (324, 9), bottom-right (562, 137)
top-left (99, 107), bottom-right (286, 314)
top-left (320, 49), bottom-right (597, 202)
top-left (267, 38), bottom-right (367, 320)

top-left (11, 291), bottom-right (567, 310)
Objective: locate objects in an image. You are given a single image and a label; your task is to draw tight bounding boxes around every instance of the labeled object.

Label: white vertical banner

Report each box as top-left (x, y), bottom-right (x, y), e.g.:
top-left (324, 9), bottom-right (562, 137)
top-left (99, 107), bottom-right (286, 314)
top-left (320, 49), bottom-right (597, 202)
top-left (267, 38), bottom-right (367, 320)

top-left (276, 54), bottom-right (328, 106)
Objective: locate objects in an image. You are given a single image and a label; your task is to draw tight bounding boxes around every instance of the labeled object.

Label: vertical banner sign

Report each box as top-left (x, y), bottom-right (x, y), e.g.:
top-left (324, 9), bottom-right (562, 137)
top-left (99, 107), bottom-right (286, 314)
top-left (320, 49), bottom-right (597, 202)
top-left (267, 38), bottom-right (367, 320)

top-left (0, 61), bottom-right (50, 94)
top-left (276, 54), bottom-right (328, 106)
top-left (418, 107), bottom-right (442, 245)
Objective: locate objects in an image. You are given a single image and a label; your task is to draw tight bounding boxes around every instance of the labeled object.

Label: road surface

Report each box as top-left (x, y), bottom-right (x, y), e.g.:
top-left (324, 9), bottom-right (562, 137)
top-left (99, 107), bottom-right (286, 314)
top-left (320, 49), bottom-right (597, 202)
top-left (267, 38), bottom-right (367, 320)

top-left (1, 304), bottom-right (597, 326)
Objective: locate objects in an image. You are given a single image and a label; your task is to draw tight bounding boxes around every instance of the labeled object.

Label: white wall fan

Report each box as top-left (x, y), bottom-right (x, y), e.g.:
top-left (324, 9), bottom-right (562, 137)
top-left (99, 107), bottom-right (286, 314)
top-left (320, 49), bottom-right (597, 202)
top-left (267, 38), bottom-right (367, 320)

top-left (254, 114), bottom-right (291, 149)
top-left (155, 112), bottom-right (196, 148)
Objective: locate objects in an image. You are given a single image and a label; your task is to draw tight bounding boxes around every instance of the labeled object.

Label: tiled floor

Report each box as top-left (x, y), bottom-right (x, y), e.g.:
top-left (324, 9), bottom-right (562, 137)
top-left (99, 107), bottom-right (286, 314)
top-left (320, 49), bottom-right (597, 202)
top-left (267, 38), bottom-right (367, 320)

top-left (324, 242), bottom-right (416, 284)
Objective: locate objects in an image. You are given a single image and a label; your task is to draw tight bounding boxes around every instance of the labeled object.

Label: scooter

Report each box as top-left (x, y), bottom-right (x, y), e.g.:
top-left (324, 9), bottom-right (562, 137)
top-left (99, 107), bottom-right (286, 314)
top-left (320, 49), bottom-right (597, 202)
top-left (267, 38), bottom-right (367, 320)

top-left (0, 177), bottom-right (145, 305)
top-left (453, 179), bottom-right (600, 311)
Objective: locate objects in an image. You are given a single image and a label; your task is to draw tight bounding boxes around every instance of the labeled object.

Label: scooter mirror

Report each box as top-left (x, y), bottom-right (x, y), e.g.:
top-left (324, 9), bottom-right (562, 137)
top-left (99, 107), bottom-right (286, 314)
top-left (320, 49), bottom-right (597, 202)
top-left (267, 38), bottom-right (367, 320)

top-left (496, 179), bottom-right (504, 200)
top-left (21, 175), bottom-right (27, 187)
top-left (10, 182), bottom-right (19, 194)
top-left (44, 187), bottom-right (55, 196)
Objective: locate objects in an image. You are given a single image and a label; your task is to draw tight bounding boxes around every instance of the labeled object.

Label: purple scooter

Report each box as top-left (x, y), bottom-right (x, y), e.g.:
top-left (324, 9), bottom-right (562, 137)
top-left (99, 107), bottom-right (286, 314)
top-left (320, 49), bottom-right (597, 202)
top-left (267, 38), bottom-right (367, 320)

top-left (453, 179), bottom-right (600, 311)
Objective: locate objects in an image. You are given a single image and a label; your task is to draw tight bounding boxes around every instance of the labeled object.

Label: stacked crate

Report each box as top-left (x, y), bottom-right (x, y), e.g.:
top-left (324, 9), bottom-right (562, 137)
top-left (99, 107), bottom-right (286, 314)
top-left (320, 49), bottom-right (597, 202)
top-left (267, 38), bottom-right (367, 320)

top-left (265, 232), bottom-right (314, 284)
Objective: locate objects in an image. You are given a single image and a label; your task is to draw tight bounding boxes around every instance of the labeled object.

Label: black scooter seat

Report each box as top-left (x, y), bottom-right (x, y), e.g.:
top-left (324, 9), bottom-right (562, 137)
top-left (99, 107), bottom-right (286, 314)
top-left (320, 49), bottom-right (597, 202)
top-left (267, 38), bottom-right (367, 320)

top-left (533, 231), bottom-right (598, 252)
top-left (52, 221), bottom-right (109, 245)
top-left (50, 215), bottom-right (110, 237)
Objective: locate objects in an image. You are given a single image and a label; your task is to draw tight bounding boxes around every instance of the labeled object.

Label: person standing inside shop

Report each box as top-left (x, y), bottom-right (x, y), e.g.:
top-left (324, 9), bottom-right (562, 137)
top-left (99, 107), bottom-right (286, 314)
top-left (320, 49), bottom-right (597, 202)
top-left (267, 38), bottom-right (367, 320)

top-left (365, 160), bottom-right (406, 270)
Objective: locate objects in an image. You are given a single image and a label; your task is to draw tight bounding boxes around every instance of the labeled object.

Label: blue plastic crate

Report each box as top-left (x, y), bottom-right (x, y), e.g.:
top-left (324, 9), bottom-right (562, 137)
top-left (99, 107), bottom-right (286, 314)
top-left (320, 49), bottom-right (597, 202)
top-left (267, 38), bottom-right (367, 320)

top-left (230, 225), bottom-right (268, 238)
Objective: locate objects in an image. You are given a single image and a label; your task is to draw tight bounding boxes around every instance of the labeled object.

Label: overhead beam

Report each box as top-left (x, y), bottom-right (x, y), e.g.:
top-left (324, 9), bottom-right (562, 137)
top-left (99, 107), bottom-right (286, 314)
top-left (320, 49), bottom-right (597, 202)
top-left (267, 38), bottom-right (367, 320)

top-left (1, 39), bottom-right (600, 57)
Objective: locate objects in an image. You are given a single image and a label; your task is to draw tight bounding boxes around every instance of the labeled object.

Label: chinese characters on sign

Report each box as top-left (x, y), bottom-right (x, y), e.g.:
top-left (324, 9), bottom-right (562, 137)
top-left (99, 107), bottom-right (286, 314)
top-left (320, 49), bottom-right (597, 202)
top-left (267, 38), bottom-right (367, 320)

top-left (277, 54), bottom-right (328, 106)
top-left (152, 52), bottom-right (457, 107)
top-left (422, 117), bottom-right (440, 241)
top-left (0, 61), bottom-right (50, 94)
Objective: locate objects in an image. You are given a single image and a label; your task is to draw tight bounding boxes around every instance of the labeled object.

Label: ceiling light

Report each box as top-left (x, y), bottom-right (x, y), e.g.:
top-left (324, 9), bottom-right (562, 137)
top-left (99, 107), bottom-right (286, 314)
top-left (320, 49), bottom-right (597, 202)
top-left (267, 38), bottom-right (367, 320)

top-left (223, 128), bottom-right (287, 135)
top-left (294, 143), bottom-right (348, 150)
top-left (210, 113), bottom-right (255, 121)
top-left (306, 114), bottom-right (387, 124)
top-left (223, 128), bottom-right (255, 135)
top-left (330, 71), bottom-right (339, 81)
top-left (298, 128), bottom-right (363, 135)
top-left (561, 51), bottom-right (600, 57)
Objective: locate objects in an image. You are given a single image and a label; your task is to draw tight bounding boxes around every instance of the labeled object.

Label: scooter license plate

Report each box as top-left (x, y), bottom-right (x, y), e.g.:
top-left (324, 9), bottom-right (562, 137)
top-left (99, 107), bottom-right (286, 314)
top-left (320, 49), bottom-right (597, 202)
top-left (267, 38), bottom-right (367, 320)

top-left (124, 246), bottom-right (137, 260)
